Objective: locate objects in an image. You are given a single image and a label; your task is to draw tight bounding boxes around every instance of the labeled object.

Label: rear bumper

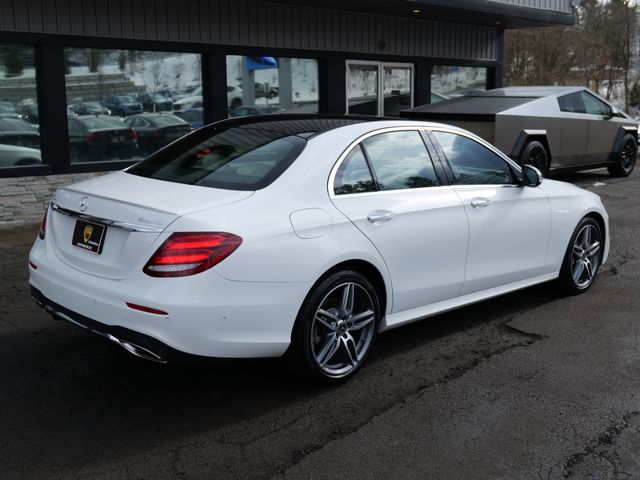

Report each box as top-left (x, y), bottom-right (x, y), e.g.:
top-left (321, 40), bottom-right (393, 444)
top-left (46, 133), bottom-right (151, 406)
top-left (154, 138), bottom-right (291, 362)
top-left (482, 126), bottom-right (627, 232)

top-left (29, 235), bottom-right (311, 360)
top-left (31, 286), bottom-right (185, 363)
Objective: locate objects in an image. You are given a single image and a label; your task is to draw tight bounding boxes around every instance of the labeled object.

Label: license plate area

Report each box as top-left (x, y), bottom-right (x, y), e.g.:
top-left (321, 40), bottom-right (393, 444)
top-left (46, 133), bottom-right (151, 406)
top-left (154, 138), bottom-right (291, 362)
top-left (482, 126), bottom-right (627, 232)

top-left (72, 219), bottom-right (107, 254)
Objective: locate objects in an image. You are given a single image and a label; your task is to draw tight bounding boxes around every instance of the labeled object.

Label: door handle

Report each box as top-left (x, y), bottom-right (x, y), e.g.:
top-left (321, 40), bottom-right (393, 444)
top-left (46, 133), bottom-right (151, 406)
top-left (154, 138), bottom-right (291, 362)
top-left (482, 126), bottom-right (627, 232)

top-left (470, 198), bottom-right (491, 208)
top-left (367, 210), bottom-right (395, 223)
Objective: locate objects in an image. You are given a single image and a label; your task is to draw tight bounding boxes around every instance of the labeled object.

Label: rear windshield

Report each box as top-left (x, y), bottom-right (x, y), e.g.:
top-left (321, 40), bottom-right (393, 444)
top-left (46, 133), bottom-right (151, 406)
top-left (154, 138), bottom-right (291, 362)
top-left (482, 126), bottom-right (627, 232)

top-left (127, 125), bottom-right (307, 190)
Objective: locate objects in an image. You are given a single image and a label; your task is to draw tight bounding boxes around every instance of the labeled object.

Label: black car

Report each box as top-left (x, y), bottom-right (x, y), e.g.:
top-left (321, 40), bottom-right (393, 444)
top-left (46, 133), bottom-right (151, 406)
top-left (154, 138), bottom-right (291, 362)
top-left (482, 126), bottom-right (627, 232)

top-left (123, 113), bottom-right (192, 156)
top-left (68, 101), bottom-right (111, 116)
top-left (102, 96), bottom-right (144, 117)
top-left (0, 117), bottom-right (40, 149)
top-left (16, 102), bottom-right (38, 125)
top-left (136, 93), bottom-right (173, 112)
top-left (68, 115), bottom-right (139, 162)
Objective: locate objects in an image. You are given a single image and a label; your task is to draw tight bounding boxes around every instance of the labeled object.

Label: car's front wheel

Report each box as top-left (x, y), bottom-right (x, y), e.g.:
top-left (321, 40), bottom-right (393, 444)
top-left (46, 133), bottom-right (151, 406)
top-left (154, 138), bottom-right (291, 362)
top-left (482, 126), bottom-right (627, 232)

top-left (520, 140), bottom-right (550, 177)
top-left (608, 133), bottom-right (637, 177)
top-left (558, 217), bottom-right (603, 294)
top-left (288, 270), bottom-right (380, 384)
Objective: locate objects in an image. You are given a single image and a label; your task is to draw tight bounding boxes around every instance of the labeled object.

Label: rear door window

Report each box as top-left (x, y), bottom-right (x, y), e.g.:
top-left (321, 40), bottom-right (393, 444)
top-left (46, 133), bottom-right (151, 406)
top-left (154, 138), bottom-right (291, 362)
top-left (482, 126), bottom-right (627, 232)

top-left (361, 130), bottom-right (439, 191)
top-left (558, 93), bottom-right (586, 113)
top-left (334, 145), bottom-right (377, 195)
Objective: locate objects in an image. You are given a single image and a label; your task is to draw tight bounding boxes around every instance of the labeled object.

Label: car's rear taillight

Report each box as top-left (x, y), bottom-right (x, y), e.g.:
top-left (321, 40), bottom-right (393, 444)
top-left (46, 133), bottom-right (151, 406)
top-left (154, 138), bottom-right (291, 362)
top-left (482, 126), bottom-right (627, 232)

top-left (143, 232), bottom-right (242, 277)
top-left (38, 206), bottom-right (48, 240)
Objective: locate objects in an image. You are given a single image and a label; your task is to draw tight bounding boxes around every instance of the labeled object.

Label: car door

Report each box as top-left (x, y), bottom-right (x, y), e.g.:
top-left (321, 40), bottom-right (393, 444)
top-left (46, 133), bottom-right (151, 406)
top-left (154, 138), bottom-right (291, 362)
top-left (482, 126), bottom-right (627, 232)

top-left (556, 92), bottom-right (590, 167)
top-left (330, 128), bottom-right (469, 313)
top-left (580, 90), bottom-right (618, 163)
top-left (430, 129), bottom-right (552, 294)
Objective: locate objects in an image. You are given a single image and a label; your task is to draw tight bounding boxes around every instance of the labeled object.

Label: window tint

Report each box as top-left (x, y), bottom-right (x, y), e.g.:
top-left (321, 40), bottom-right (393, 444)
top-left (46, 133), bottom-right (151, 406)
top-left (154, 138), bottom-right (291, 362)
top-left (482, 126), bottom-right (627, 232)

top-left (127, 126), bottom-right (307, 190)
top-left (334, 145), bottom-right (376, 195)
top-left (432, 131), bottom-right (514, 185)
top-left (580, 91), bottom-right (611, 116)
top-left (362, 130), bottom-right (438, 191)
top-left (558, 93), bottom-right (586, 113)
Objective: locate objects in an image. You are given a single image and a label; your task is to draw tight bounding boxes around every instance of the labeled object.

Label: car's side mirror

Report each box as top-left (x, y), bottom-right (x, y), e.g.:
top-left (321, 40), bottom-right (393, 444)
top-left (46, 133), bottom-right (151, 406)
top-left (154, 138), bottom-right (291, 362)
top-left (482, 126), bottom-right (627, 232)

top-left (522, 164), bottom-right (543, 187)
top-left (606, 105), bottom-right (614, 119)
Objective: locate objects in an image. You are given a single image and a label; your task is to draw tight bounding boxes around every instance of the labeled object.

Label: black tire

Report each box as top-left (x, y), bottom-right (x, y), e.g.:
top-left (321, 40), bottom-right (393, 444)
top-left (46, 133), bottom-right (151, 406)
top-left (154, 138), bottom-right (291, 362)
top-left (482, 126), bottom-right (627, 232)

top-left (608, 133), bottom-right (637, 177)
top-left (558, 217), bottom-right (603, 294)
top-left (519, 140), bottom-right (550, 177)
top-left (287, 270), bottom-right (380, 384)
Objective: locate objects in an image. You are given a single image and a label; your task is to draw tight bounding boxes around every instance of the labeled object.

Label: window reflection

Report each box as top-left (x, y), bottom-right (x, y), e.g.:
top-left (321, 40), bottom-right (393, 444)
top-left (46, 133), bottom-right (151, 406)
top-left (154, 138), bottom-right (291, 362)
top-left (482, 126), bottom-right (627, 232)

top-left (431, 66), bottom-right (487, 103)
top-left (226, 56), bottom-right (318, 117)
top-left (65, 48), bottom-right (202, 163)
top-left (0, 44), bottom-right (41, 168)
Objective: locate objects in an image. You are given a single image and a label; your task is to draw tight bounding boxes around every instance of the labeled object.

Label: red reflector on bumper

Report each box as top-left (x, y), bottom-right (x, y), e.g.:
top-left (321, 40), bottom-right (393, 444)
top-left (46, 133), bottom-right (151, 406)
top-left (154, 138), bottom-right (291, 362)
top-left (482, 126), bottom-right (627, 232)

top-left (126, 303), bottom-right (168, 316)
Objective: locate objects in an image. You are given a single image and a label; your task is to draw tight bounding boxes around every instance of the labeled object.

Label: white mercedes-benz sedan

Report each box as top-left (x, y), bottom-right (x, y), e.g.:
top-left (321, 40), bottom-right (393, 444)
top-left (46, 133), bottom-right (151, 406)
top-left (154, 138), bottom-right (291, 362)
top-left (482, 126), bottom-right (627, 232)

top-left (29, 116), bottom-right (609, 383)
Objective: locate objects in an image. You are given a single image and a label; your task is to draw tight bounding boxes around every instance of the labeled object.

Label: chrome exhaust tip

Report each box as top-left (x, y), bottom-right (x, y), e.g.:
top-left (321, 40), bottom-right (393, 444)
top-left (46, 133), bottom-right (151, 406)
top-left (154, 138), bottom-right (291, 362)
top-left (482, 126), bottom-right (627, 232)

top-left (106, 334), bottom-right (167, 364)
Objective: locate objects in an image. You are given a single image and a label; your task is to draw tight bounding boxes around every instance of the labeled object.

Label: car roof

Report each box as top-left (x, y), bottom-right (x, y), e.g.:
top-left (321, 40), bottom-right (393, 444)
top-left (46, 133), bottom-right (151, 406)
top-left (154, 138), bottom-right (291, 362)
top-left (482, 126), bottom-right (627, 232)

top-left (473, 86), bottom-right (584, 97)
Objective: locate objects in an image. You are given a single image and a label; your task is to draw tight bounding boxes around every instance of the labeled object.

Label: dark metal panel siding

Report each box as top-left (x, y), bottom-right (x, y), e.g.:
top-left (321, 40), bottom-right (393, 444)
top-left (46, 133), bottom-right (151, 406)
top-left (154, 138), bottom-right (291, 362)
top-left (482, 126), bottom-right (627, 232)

top-left (0, 0), bottom-right (501, 61)
top-left (487, 0), bottom-right (572, 13)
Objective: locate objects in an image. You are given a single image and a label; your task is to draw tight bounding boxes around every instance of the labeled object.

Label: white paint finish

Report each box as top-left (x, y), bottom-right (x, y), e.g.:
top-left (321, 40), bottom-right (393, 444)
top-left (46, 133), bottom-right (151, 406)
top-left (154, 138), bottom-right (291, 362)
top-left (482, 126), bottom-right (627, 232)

top-left (29, 119), bottom-right (610, 360)
top-left (332, 187), bottom-right (468, 312)
top-left (289, 208), bottom-right (332, 239)
top-left (454, 184), bottom-right (553, 293)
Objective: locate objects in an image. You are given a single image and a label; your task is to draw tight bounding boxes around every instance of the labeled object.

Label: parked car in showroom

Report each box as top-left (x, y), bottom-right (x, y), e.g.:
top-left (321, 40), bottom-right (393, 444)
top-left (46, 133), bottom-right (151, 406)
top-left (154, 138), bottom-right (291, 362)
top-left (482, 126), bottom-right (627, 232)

top-left (0, 117), bottom-right (40, 149)
top-left (67, 114), bottom-right (139, 162)
top-left (137, 93), bottom-right (173, 112)
top-left (103, 95), bottom-right (144, 117)
top-left (123, 113), bottom-right (192, 156)
top-left (402, 86), bottom-right (638, 177)
top-left (68, 101), bottom-right (111, 116)
top-left (0, 143), bottom-right (41, 167)
top-left (176, 107), bottom-right (204, 129)
top-left (30, 116), bottom-right (608, 383)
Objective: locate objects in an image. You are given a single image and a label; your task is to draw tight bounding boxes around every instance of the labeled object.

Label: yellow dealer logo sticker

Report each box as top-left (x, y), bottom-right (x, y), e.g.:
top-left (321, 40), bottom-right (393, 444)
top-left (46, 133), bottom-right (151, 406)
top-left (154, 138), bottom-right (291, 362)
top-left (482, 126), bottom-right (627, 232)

top-left (83, 225), bottom-right (93, 243)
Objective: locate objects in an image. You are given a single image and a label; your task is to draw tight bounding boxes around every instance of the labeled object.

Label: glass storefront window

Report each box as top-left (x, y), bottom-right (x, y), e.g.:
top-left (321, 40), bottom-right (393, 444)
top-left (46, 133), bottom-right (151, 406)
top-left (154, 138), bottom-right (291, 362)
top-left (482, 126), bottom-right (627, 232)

top-left (226, 56), bottom-right (318, 117)
top-left (430, 66), bottom-right (487, 103)
top-left (64, 48), bottom-right (202, 163)
top-left (0, 44), bottom-right (41, 168)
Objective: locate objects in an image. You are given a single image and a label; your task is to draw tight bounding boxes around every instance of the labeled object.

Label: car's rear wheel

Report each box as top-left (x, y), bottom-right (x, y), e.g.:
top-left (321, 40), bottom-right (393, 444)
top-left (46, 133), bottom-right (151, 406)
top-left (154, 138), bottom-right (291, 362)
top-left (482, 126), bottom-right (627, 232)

top-left (558, 217), bottom-right (603, 294)
top-left (608, 133), bottom-right (637, 177)
top-left (520, 140), bottom-right (550, 177)
top-left (288, 270), bottom-right (380, 384)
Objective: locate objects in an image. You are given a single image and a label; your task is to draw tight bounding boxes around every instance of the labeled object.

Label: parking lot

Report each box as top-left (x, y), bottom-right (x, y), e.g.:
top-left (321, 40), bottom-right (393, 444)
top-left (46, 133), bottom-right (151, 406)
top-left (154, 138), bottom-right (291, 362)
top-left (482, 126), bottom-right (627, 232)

top-left (1, 169), bottom-right (639, 480)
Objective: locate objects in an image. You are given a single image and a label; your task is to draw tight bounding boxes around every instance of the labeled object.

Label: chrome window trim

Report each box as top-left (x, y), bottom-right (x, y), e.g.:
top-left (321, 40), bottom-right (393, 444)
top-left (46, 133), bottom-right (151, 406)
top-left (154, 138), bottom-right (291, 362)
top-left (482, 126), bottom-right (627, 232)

top-left (50, 202), bottom-right (164, 233)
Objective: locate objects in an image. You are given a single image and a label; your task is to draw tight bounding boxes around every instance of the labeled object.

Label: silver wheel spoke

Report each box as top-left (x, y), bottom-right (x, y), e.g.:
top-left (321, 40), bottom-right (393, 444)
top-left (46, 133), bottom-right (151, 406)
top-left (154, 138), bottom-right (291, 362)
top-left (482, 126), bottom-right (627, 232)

top-left (349, 309), bottom-right (375, 331)
top-left (584, 259), bottom-right (594, 280)
top-left (317, 336), bottom-right (340, 367)
top-left (342, 334), bottom-right (358, 366)
top-left (315, 310), bottom-right (338, 331)
top-left (573, 245), bottom-right (585, 257)
top-left (582, 226), bottom-right (592, 248)
top-left (573, 260), bottom-right (585, 282)
top-left (340, 283), bottom-right (355, 317)
top-left (587, 241), bottom-right (600, 257)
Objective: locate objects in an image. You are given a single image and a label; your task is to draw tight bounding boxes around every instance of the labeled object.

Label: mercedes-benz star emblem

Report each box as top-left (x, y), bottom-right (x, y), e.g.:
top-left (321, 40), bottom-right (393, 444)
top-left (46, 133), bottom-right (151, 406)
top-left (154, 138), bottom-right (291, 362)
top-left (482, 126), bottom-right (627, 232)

top-left (79, 196), bottom-right (88, 212)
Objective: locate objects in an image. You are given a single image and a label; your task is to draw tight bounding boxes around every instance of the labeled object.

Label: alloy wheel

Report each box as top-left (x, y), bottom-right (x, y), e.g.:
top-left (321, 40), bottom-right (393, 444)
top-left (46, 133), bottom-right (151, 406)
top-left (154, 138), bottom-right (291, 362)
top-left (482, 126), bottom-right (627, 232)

top-left (310, 282), bottom-right (376, 377)
top-left (621, 139), bottom-right (636, 170)
top-left (571, 224), bottom-right (601, 289)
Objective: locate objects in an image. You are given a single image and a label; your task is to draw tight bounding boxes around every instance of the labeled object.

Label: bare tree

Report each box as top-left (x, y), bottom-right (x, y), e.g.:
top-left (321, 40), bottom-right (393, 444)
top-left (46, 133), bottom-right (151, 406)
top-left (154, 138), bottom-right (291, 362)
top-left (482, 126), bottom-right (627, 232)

top-left (144, 52), bottom-right (166, 112)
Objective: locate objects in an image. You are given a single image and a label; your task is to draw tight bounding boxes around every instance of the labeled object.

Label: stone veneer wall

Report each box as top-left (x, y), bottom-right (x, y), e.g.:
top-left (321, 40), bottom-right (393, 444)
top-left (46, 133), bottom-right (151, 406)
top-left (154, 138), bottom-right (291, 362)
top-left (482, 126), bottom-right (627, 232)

top-left (0, 172), bottom-right (104, 224)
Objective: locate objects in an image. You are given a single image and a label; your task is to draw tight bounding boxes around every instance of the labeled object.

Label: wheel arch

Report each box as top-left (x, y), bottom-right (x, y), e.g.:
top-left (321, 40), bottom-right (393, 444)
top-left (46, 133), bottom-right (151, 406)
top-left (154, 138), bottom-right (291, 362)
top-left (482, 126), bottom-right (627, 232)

top-left (610, 126), bottom-right (638, 156)
top-left (510, 129), bottom-right (552, 166)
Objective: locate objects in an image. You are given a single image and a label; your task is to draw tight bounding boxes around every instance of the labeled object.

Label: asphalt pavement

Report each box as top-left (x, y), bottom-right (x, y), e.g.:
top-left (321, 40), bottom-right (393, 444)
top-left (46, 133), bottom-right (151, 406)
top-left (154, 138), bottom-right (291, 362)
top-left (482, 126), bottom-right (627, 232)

top-left (1, 169), bottom-right (639, 480)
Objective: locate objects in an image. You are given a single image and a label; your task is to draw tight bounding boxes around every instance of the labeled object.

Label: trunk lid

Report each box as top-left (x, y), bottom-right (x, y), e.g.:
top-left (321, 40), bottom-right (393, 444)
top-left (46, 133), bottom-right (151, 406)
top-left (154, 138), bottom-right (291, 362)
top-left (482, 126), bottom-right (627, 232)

top-left (49, 171), bottom-right (253, 279)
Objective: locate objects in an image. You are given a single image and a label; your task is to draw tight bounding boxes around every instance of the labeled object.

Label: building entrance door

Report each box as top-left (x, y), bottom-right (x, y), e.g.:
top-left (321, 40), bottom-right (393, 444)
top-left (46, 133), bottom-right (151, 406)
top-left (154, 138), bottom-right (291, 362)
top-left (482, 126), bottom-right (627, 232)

top-left (346, 61), bottom-right (414, 116)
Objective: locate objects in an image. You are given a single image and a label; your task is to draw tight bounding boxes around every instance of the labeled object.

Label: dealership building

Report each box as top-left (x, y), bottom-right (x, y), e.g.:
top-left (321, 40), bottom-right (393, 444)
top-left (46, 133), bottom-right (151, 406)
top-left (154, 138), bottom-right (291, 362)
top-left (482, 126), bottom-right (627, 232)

top-left (0, 0), bottom-right (574, 223)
